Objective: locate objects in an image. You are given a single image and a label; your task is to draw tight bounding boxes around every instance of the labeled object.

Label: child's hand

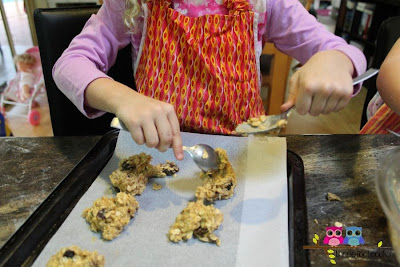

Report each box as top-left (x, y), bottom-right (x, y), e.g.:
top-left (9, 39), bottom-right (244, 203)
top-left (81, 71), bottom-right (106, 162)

top-left (85, 78), bottom-right (184, 159)
top-left (114, 91), bottom-right (184, 160)
top-left (281, 50), bottom-right (354, 116)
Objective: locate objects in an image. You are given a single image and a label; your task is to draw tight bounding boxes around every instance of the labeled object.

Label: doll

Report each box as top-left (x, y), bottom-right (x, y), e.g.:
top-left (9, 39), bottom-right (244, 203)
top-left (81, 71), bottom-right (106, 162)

top-left (14, 53), bottom-right (36, 102)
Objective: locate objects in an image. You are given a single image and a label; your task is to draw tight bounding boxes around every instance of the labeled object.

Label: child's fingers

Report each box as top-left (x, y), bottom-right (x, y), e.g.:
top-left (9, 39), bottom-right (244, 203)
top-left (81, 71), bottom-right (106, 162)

top-left (281, 99), bottom-right (295, 112)
top-left (142, 120), bottom-right (159, 148)
top-left (332, 82), bottom-right (353, 112)
top-left (130, 125), bottom-right (145, 145)
top-left (296, 93), bottom-right (313, 115)
top-left (155, 115), bottom-right (173, 152)
top-left (321, 94), bottom-right (340, 114)
top-left (167, 111), bottom-right (183, 160)
top-left (296, 75), bottom-right (319, 115)
top-left (308, 91), bottom-right (329, 116)
top-left (166, 108), bottom-right (181, 137)
top-left (281, 75), bottom-right (298, 111)
top-left (333, 95), bottom-right (351, 112)
top-left (171, 132), bottom-right (183, 161)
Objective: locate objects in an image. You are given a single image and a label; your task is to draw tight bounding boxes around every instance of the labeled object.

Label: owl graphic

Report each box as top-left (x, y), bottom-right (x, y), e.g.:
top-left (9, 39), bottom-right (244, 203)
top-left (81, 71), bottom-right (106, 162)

top-left (323, 226), bottom-right (344, 247)
top-left (343, 226), bottom-right (365, 247)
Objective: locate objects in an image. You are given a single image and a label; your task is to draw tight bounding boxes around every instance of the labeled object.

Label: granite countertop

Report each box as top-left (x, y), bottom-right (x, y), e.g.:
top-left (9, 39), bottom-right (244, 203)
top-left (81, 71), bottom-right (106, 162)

top-left (0, 136), bottom-right (101, 247)
top-left (0, 133), bottom-right (398, 266)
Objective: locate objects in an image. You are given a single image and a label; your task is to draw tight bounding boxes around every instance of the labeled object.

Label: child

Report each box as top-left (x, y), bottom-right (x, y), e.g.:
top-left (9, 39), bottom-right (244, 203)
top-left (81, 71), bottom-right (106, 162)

top-left (53, 0), bottom-right (367, 160)
top-left (360, 38), bottom-right (400, 134)
top-left (14, 53), bottom-right (37, 102)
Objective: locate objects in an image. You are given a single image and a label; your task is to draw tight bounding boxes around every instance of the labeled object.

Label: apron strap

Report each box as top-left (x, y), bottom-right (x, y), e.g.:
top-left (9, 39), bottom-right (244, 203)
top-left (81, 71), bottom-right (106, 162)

top-left (360, 103), bottom-right (400, 134)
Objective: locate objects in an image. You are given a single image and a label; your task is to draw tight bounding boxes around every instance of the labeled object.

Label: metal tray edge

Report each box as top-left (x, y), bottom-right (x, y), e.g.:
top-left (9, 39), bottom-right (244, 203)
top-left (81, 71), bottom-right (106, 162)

top-left (287, 149), bottom-right (309, 267)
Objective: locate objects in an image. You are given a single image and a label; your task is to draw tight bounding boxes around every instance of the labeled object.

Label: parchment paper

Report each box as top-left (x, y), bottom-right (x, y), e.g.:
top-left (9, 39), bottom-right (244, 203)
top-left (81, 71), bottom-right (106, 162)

top-left (33, 131), bottom-right (288, 267)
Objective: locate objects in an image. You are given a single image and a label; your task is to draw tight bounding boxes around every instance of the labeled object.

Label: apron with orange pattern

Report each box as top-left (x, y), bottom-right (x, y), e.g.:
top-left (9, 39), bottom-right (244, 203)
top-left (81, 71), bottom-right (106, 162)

top-left (360, 103), bottom-right (400, 134)
top-left (134, 0), bottom-right (265, 134)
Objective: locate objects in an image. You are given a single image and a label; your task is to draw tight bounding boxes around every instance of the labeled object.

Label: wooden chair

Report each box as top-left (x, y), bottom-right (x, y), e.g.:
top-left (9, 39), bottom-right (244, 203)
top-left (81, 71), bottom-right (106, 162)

top-left (260, 43), bottom-right (293, 115)
top-left (34, 6), bottom-right (135, 136)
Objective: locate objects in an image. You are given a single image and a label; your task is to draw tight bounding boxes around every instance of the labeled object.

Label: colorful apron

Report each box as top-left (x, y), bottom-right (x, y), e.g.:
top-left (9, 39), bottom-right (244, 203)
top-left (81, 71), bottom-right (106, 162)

top-left (134, 0), bottom-right (265, 134)
top-left (360, 103), bottom-right (400, 134)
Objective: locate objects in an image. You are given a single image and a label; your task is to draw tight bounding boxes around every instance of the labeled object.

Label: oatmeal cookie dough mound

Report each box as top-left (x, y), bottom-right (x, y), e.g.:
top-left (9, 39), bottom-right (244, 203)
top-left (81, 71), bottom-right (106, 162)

top-left (168, 200), bottom-right (223, 246)
top-left (110, 153), bottom-right (165, 195)
top-left (46, 245), bottom-right (104, 267)
top-left (82, 192), bottom-right (139, 240)
top-left (195, 148), bottom-right (237, 202)
top-left (110, 170), bottom-right (148, 196)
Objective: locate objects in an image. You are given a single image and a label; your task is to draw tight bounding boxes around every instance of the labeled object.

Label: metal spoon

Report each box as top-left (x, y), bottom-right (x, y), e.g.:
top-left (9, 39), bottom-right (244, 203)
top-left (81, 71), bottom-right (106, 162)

top-left (387, 129), bottom-right (400, 138)
top-left (235, 68), bottom-right (380, 135)
top-left (182, 144), bottom-right (219, 172)
top-left (110, 118), bottom-right (219, 172)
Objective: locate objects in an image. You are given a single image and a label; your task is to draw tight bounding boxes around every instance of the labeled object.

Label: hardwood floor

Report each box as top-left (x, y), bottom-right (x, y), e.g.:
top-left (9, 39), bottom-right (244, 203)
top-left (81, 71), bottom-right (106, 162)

top-left (4, 92), bottom-right (53, 137)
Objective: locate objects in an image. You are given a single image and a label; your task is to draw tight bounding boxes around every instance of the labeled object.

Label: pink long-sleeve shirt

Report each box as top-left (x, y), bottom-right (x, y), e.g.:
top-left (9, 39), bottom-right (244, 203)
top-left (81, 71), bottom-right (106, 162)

top-left (53, 0), bottom-right (367, 118)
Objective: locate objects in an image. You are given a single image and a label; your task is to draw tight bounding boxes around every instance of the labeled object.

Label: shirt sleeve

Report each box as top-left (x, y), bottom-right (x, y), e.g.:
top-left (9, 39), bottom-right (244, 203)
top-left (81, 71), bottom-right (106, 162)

top-left (264, 0), bottom-right (367, 94)
top-left (52, 0), bottom-right (133, 118)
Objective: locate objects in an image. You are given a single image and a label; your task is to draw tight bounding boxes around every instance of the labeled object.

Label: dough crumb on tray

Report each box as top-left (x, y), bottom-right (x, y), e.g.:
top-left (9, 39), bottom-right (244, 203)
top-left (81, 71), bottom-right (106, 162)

top-left (156, 160), bottom-right (179, 176)
top-left (82, 192), bottom-right (139, 240)
top-left (46, 245), bottom-right (104, 267)
top-left (109, 153), bottom-right (167, 195)
top-left (168, 200), bottom-right (223, 246)
top-left (327, 192), bottom-right (342, 201)
top-left (153, 182), bottom-right (162, 190)
top-left (195, 148), bottom-right (237, 202)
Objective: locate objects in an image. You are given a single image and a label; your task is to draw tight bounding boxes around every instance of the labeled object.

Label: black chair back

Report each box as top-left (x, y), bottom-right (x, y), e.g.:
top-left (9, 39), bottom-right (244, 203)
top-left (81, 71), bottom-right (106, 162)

top-left (361, 16), bottom-right (400, 128)
top-left (34, 6), bottom-right (135, 136)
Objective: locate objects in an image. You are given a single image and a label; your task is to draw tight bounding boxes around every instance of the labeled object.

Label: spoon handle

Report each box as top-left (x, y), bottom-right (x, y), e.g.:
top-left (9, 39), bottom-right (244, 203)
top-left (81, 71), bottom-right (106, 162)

top-left (111, 117), bottom-right (128, 131)
top-left (388, 129), bottom-right (400, 138)
top-left (353, 68), bottom-right (379, 85)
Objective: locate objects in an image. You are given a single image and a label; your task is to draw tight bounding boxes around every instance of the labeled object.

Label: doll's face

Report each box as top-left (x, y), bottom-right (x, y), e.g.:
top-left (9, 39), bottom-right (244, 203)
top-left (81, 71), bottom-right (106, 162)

top-left (17, 61), bottom-right (34, 72)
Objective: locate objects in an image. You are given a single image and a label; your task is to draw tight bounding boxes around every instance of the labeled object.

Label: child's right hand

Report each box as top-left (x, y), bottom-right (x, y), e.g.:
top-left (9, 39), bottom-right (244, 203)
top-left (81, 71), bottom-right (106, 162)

top-left (85, 78), bottom-right (183, 160)
top-left (115, 92), bottom-right (184, 160)
top-left (281, 50), bottom-right (354, 116)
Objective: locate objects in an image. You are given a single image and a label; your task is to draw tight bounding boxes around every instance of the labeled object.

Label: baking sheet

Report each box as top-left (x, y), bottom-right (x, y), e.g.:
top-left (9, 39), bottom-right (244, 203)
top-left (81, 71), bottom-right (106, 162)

top-left (33, 131), bottom-right (288, 267)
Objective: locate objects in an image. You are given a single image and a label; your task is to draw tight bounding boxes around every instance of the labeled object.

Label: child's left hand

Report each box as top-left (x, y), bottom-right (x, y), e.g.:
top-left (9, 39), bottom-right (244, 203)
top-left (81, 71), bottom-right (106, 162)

top-left (281, 50), bottom-right (354, 116)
